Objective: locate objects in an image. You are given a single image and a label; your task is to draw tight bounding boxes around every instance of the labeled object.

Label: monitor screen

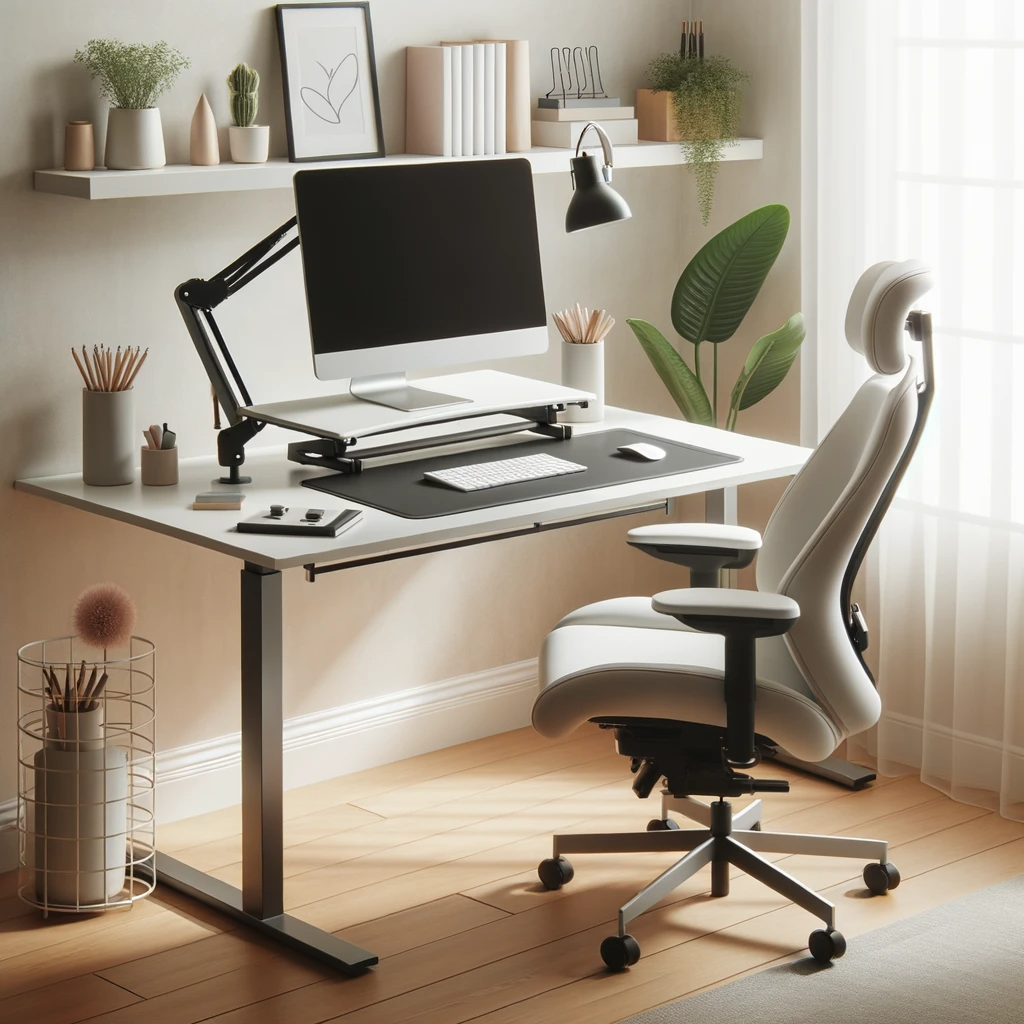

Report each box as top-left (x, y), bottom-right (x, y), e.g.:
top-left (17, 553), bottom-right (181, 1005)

top-left (294, 160), bottom-right (548, 373)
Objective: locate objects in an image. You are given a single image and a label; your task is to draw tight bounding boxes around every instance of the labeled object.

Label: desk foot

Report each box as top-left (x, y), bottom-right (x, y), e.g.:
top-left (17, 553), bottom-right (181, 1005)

top-left (147, 852), bottom-right (378, 975)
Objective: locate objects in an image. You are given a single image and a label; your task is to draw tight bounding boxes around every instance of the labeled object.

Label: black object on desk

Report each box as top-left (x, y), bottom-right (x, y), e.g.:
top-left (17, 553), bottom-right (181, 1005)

top-left (302, 428), bottom-right (741, 519)
top-left (237, 507), bottom-right (362, 537)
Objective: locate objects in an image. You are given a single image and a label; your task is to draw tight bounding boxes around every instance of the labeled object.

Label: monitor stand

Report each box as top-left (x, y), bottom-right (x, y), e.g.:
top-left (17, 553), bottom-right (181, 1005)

top-left (349, 372), bottom-right (472, 412)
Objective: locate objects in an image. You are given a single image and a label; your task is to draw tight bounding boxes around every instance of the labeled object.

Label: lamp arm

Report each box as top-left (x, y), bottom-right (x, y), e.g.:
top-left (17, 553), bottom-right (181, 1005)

top-left (175, 217), bottom-right (300, 475)
top-left (574, 121), bottom-right (615, 183)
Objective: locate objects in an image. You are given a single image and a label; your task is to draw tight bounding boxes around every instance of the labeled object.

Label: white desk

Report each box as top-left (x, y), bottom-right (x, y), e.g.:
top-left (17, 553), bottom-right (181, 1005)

top-left (15, 405), bottom-right (809, 973)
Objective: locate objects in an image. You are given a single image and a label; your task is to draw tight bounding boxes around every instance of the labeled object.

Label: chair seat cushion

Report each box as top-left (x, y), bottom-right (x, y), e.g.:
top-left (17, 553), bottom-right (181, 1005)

top-left (534, 617), bottom-right (841, 763)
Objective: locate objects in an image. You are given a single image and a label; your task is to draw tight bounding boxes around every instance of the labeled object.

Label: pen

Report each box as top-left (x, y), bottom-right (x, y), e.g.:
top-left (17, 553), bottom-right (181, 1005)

top-left (699, 20), bottom-right (704, 60)
top-left (681, 20), bottom-right (688, 59)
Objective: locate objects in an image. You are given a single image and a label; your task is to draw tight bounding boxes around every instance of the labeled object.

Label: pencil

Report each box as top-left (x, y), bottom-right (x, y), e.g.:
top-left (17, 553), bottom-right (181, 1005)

top-left (123, 348), bottom-right (148, 389)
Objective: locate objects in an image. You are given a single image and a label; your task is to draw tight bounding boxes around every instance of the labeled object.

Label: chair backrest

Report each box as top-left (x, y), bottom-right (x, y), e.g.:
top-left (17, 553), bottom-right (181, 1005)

top-left (755, 261), bottom-right (934, 739)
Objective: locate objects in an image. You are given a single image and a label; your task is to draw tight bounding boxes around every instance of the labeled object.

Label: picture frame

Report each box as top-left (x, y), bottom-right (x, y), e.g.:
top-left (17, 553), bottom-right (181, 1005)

top-left (276, 2), bottom-right (385, 162)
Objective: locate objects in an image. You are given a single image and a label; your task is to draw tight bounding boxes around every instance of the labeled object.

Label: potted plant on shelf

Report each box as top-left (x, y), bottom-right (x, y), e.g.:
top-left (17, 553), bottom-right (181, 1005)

top-left (74, 39), bottom-right (190, 170)
top-left (227, 62), bottom-right (269, 163)
top-left (638, 52), bottom-right (749, 224)
top-left (627, 205), bottom-right (805, 431)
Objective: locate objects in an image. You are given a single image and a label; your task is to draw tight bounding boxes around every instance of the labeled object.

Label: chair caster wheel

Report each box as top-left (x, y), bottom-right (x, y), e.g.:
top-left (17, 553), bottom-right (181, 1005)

top-left (863, 861), bottom-right (900, 895)
top-left (538, 856), bottom-right (574, 890)
top-left (600, 933), bottom-right (641, 971)
top-left (646, 818), bottom-right (681, 831)
top-left (808, 928), bottom-right (847, 964)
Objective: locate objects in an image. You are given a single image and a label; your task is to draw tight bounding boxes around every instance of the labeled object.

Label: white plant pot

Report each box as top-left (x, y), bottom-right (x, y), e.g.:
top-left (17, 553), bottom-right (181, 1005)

top-left (561, 340), bottom-right (604, 422)
top-left (105, 107), bottom-right (166, 169)
top-left (32, 706), bottom-right (128, 907)
top-left (229, 125), bottom-right (270, 163)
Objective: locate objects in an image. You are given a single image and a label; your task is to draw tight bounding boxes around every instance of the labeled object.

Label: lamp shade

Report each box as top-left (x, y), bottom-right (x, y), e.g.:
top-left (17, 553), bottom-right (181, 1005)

top-left (565, 154), bottom-right (632, 233)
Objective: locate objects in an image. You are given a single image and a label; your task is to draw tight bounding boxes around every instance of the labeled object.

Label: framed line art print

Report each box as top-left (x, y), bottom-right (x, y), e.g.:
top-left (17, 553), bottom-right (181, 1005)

top-left (276, 2), bottom-right (385, 162)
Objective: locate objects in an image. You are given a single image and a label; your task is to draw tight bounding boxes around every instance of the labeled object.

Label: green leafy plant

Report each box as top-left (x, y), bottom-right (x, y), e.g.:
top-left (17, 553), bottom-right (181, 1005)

top-left (627, 204), bottom-right (805, 431)
top-left (74, 39), bottom-right (190, 109)
top-left (227, 62), bottom-right (260, 128)
top-left (647, 52), bottom-right (750, 224)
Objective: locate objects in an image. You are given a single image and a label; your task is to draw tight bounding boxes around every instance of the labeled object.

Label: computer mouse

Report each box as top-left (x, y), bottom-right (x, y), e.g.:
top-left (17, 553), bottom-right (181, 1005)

top-left (617, 442), bottom-right (667, 462)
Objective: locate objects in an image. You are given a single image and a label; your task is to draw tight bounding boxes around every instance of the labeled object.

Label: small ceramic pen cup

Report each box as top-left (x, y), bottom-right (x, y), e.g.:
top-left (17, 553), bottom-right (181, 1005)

top-left (141, 446), bottom-right (178, 486)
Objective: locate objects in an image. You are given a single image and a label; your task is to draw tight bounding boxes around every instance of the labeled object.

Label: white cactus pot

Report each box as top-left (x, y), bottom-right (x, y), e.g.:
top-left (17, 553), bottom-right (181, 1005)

top-left (229, 125), bottom-right (270, 163)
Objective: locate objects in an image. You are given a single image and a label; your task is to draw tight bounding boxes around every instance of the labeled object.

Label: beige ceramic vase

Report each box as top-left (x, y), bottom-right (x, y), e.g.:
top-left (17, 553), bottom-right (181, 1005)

top-left (190, 93), bottom-right (220, 166)
top-left (64, 121), bottom-right (95, 171)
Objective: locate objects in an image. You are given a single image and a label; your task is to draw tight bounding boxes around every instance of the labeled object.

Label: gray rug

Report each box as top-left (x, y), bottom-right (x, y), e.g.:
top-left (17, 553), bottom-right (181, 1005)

top-left (620, 875), bottom-right (1024, 1024)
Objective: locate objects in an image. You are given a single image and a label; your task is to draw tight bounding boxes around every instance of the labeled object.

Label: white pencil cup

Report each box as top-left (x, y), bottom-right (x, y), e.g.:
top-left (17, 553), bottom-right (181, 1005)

top-left (561, 340), bottom-right (604, 423)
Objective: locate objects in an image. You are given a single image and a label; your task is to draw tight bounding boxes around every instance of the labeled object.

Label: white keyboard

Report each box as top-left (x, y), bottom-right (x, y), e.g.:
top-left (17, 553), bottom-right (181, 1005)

top-left (424, 453), bottom-right (587, 492)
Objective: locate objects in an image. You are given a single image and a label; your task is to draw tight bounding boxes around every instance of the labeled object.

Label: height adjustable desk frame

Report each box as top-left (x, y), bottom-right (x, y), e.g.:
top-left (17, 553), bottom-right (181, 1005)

top-left (175, 219), bottom-right (583, 483)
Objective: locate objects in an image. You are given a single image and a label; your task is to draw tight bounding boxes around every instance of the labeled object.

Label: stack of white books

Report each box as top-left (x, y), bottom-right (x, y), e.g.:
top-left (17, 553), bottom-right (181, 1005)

top-left (531, 101), bottom-right (639, 149)
top-left (406, 40), bottom-right (531, 157)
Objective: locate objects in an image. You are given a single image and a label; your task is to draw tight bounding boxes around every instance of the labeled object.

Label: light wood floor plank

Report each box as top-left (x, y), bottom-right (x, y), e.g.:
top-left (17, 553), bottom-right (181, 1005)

top-left (0, 899), bottom-right (220, 999)
top-left (1, 972), bottom-right (140, 1024)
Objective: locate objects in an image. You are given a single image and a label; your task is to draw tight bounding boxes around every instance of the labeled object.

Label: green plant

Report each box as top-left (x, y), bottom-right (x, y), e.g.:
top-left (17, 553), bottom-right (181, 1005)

top-left (74, 39), bottom-right (189, 109)
top-left (647, 52), bottom-right (749, 224)
top-left (227, 62), bottom-right (260, 128)
top-left (627, 204), bottom-right (805, 431)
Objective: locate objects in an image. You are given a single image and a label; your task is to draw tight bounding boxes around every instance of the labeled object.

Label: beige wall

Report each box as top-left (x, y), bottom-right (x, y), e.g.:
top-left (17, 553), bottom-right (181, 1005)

top-left (0, 1), bottom-right (801, 809)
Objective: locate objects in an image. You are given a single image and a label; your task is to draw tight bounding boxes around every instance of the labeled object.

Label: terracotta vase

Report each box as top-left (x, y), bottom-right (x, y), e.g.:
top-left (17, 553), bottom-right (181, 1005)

top-left (64, 121), bottom-right (95, 171)
top-left (190, 93), bottom-right (220, 166)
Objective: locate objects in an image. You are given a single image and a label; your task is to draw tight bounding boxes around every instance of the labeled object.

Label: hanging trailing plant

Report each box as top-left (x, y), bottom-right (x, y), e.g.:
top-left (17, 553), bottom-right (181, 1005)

top-left (646, 52), bottom-right (749, 224)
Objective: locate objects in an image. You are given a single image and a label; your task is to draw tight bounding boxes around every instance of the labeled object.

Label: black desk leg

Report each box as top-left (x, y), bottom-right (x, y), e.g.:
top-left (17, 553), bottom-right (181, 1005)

top-left (151, 562), bottom-right (378, 974)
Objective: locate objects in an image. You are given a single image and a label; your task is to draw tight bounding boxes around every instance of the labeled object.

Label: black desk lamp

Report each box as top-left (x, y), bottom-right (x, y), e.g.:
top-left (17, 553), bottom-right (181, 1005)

top-left (565, 122), bottom-right (633, 233)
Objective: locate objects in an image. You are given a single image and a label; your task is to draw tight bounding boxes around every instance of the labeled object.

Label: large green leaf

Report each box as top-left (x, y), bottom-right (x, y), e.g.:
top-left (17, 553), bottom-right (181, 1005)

top-left (728, 313), bottom-right (806, 424)
top-left (671, 204), bottom-right (790, 345)
top-left (627, 318), bottom-right (713, 426)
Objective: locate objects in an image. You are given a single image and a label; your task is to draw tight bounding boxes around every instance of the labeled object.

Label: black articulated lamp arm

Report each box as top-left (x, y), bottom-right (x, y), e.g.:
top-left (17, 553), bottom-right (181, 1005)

top-left (175, 217), bottom-right (299, 483)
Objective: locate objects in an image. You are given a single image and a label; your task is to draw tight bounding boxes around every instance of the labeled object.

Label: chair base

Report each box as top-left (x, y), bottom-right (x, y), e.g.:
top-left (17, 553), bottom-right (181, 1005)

top-left (539, 795), bottom-right (898, 970)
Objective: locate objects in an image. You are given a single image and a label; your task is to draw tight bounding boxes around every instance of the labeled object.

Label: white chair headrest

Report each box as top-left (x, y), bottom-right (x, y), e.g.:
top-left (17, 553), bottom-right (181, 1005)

top-left (844, 260), bottom-right (934, 374)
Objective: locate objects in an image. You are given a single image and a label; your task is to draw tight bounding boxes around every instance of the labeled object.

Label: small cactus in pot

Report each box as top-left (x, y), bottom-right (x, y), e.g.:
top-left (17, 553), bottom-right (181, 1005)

top-left (227, 62), bottom-right (269, 162)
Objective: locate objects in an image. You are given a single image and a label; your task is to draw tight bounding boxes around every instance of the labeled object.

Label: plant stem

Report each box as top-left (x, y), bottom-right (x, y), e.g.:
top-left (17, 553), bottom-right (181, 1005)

top-left (693, 341), bottom-right (702, 385)
top-left (713, 344), bottom-right (718, 425)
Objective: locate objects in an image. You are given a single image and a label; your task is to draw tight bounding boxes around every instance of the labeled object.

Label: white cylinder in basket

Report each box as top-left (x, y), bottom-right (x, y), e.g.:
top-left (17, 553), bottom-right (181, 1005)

top-left (33, 706), bottom-right (128, 907)
top-left (561, 340), bottom-right (604, 423)
top-left (104, 107), bottom-right (166, 169)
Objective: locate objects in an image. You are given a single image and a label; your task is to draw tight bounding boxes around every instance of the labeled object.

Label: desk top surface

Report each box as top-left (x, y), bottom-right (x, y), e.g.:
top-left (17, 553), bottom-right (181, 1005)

top-left (15, 407), bottom-right (810, 571)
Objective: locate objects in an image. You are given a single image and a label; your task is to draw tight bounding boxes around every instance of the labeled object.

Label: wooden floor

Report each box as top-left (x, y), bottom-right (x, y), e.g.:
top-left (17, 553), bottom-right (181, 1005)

top-left (4, 724), bottom-right (1024, 1024)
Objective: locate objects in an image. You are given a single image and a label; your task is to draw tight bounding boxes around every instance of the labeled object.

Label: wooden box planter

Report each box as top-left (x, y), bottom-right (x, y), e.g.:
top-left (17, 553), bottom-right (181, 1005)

top-left (636, 88), bottom-right (731, 143)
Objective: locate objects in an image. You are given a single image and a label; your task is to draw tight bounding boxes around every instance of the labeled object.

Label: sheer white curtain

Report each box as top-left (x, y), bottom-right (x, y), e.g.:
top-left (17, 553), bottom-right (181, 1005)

top-left (810, 0), bottom-right (1024, 819)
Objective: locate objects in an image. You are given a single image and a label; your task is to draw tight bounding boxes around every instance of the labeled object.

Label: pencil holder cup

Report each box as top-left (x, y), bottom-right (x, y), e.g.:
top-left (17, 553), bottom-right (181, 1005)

top-left (17, 635), bottom-right (156, 914)
top-left (83, 388), bottom-right (135, 486)
top-left (141, 446), bottom-right (178, 486)
top-left (561, 340), bottom-right (604, 423)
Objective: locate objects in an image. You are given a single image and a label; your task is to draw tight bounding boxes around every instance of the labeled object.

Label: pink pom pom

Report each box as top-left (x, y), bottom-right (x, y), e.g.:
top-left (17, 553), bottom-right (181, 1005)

top-left (73, 583), bottom-right (137, 649)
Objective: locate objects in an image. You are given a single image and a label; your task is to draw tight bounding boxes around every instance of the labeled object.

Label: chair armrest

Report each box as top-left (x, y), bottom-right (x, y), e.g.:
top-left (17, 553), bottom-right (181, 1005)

top-left (628, 524), bottom-right (762, 586)
top-left (651, 588), bottom-right (799, 639)
top-left (652, 588), bottom-right (799, 768)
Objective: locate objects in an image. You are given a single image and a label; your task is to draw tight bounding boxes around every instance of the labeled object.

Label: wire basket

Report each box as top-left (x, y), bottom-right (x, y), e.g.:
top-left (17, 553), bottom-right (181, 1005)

top-left (17, 635), bottom-right (156, 914)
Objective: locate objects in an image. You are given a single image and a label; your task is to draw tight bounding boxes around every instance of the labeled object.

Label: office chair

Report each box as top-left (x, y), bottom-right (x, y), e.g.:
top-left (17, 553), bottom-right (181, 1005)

top-left (532, 261), bottom-right (935, 969)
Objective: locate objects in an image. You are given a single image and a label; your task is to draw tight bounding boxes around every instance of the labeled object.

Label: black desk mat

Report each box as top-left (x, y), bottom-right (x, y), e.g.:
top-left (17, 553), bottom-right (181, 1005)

top-left (301, 428), bottom-right (741, 519)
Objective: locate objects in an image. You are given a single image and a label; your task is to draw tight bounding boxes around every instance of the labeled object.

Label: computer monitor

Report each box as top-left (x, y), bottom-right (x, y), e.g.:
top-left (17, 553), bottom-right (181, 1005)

top-left (293, 159), bottom-right (549, 411)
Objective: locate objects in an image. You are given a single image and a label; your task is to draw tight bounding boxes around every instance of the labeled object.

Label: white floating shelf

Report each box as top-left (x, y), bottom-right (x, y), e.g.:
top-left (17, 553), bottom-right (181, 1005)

top-left (34, 139), bottom-right (763, 201)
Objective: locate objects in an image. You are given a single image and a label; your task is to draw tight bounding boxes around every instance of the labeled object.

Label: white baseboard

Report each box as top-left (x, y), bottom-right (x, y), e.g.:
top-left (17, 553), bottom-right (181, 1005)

top-left (156, 658), bottom-right (539, 823)
top-left (0, 659), bottom-right (538, 873)
top-left (879, 710), bottom-right (1024, 796)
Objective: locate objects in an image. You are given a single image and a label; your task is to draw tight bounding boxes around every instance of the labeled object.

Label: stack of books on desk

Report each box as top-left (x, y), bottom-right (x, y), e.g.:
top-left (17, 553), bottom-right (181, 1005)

top-left (406, 40), bottom-right (531, 157)
top-left (531, 100), bottom-right (638, 149)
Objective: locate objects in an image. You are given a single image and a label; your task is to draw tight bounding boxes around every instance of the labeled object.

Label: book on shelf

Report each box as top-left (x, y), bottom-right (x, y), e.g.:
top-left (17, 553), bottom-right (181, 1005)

top-left (483, 42), bottom-right (496, 155)
top-left (450, 44), bottom-right (463, 157)
top-left (531, 118), bottom-right (639, 149)
top-left (406, 46), bottom-right (452, 157)
top-left (533, 105), bottom-right (635, 123)
top-left (441, 39), bottom-right (529, 154)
